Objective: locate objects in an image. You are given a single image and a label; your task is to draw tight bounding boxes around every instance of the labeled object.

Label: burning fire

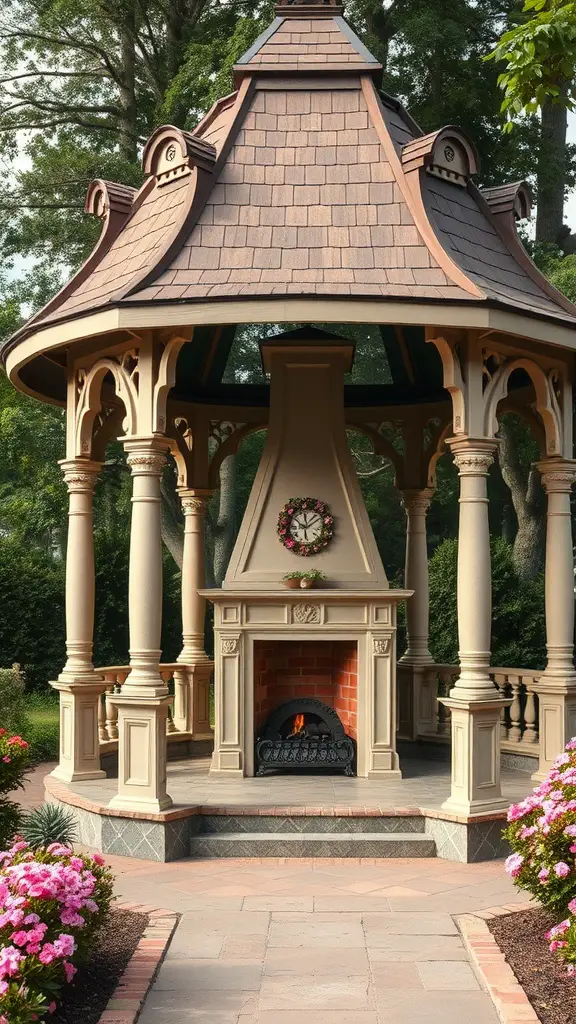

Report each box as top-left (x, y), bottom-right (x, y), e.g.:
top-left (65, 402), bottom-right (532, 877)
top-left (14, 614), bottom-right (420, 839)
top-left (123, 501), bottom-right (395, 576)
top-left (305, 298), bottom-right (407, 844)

top-left (289, 713), bottom-right (305, 736)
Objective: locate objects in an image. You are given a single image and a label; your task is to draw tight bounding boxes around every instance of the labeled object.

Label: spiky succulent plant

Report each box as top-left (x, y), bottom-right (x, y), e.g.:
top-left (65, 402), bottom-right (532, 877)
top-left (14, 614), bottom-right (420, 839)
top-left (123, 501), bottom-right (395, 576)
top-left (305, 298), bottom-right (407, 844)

top-left (20, 803), bottom-right (78, 850)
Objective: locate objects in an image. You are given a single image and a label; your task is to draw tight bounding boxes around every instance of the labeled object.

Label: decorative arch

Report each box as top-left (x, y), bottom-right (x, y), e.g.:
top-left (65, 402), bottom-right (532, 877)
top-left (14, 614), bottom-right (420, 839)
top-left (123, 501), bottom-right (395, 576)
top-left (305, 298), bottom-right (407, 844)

top-left (208, 423), bottom-right (266, 490)
top-left (483, 357), bottom-right (563, 457)
top-left (426, 335), bottom-right (466, 435)
top-left (345, 423), bottom-right (404, 486)
top-left (75, 356), bottom-right (138, 457)
top-left (425, 419), bottom-right (453, 488)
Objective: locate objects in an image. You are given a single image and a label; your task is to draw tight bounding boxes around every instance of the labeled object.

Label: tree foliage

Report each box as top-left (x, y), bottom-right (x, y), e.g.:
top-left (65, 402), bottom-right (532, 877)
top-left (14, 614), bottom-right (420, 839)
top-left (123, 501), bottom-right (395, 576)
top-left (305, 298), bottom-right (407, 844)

top-left (488, 0), bottom-right (576, 123)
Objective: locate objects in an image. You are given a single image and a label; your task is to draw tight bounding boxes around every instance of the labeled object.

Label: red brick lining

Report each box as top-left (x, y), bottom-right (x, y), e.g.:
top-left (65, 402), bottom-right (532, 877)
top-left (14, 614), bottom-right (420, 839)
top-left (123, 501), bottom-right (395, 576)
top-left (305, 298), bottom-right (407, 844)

top-left (458, 903), bottom-right (539, 1024)
top-left (254, 639), bottom-right (358, 738)
top-left (97, 902), bottom-right (178, 1024)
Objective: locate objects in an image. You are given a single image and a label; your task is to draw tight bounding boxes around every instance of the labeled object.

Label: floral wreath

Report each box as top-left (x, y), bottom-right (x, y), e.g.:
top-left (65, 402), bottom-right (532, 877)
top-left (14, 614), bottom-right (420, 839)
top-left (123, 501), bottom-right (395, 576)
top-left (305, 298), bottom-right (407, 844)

top-left (277, 497), bottom-right (334, 557)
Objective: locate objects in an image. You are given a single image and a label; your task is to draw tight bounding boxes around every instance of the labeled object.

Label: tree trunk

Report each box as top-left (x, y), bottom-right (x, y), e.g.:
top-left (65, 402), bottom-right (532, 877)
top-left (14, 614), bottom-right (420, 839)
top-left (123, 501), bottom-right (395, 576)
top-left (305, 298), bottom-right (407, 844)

top-left (160, 477), bottom-right (184, 569)
top-left (118, 18), bottom-right (138, 163)
top-left (498, 419), bottom-right (545, 580)
top-left (212, 455), bottom-right (237, 586)
top-left (535, 97), bottom-right (567, 245)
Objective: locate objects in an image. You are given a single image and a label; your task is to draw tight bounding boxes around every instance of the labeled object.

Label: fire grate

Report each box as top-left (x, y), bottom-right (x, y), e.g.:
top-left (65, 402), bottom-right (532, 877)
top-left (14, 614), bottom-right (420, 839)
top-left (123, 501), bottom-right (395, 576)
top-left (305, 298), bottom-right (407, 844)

top-left (255, 697), bottom-right (355, 776)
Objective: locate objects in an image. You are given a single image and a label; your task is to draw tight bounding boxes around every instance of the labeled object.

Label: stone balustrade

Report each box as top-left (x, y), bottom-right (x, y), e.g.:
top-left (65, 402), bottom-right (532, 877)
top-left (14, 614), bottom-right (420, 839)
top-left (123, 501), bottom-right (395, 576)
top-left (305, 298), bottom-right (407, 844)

top-left (97, 664), bottom-right (179, 743)
top-left (405, 663), bottom-right (541, 758)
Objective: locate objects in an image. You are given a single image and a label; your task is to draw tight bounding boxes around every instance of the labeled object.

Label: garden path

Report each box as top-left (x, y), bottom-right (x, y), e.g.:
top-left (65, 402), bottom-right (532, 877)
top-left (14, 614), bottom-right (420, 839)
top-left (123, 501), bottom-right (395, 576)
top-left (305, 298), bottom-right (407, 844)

top-left (15, 766), bottom-right (526, 1023)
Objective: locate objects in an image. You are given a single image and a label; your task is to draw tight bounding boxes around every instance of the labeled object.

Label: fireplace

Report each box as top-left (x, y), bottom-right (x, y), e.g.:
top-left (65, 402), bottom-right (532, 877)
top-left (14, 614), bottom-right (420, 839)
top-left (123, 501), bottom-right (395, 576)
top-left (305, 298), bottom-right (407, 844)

top-left (255, 697), bottom-right (355, 776)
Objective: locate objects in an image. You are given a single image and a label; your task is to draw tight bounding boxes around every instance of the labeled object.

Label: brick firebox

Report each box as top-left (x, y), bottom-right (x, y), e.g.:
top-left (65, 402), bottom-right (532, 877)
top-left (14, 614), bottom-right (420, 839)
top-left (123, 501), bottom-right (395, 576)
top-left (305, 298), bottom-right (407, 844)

top-left (254, 640), bottom-right (359, 741)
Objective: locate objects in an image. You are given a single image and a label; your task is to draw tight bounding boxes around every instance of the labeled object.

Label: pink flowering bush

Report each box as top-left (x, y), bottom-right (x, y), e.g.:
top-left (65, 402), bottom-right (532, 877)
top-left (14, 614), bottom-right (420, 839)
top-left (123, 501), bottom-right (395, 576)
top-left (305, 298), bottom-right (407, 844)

top-left (0, 730), bottom-right (30, 849)
top-left (504, 739), bottom-right (576, 913)
top-left (0, 838), bottom-right (113, 1023)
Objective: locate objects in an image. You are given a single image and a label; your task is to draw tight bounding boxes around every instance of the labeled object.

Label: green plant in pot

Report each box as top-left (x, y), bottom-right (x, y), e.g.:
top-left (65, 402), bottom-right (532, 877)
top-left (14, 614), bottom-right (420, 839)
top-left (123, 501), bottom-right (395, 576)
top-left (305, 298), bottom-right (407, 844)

top-left (282, 570), bottom-right (327, 589)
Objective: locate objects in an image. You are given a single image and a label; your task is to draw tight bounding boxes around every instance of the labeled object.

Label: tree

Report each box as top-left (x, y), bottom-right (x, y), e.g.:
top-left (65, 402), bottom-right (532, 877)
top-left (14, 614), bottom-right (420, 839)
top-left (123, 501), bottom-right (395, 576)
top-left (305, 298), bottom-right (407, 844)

top-left (488, 0), bottom-right (576, 244)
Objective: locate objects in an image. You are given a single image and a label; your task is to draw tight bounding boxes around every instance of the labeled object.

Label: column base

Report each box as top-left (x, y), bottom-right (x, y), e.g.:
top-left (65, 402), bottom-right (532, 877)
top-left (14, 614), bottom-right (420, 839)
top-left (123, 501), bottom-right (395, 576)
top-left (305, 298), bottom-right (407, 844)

top-left (210, 747), bottom-right (244, 777)
top-left (531, 680), bottom-right (576, 780)
top-left (440, 695), bottom-right (511, 817)
top-left (49, 679), bottom-right (105, 782)
top-left (173, 661), bottom-right (214, 739)
top-left (109, 694), bottom-right (173, 813)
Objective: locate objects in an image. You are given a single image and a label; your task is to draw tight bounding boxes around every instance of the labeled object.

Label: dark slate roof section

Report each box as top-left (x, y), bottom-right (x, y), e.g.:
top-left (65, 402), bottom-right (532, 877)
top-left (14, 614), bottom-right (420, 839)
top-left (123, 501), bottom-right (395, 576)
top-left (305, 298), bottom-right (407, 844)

top-left (380, 95), bottom-right (420, 154)
top-left (423, 175), bottom-right (576, 324)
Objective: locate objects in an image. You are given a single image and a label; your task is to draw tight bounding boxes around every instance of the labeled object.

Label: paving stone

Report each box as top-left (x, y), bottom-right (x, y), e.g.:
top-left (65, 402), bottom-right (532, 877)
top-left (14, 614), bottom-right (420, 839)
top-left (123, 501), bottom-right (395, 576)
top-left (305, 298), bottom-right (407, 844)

top-left (416, 960), bottom-right (480, 990)
top-left (268, 917), bottom-right (366, 947)
top-left (373, 990), bottom-right (500, 1023)
top-left (367, 936), bottom-right (469, 962)
top-left (152, 959), bottom-right (263, 991)
top-left (370, 962), bottom-right (424, 989)
top-left (363, 912), bottom-right (458, 936)
top-left (259, 975), bottom-right (371, 1010)
top-left (264, 946), bottom-right (370, 976)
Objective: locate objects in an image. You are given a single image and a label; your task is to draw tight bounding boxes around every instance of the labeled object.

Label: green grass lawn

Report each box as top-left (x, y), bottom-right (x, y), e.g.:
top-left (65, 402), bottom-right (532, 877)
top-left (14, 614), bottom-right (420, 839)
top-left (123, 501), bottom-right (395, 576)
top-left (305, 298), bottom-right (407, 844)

top-left (23, 693), bottom-right (60, 762)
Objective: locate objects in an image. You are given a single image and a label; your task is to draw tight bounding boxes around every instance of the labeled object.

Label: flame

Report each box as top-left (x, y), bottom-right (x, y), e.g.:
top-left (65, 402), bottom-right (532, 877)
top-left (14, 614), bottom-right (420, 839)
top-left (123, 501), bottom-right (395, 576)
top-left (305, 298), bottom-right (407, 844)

top-left (289, 713), bottom-right (305, 736)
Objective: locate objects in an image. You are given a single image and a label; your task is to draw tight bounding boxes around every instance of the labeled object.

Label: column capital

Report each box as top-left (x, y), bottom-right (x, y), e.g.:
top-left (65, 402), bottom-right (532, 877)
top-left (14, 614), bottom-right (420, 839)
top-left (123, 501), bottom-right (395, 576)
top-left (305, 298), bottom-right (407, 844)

top-left (178, 488), bottom-right (212, 515)
top-left (401, 488), bottom-right (434, 515)
top-left (536, 459), bottom-right (576, 494)
top-left (447, 436), bottom-right (498, 475)
top-left (58, 458), bottom-right (102, 492)
top-left (124, 436), bottom-right (170, 476)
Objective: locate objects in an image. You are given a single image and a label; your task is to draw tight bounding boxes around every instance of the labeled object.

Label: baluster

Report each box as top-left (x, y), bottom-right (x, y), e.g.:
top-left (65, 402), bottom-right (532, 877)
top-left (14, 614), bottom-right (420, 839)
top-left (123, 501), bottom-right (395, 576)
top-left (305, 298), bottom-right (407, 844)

top-left (524, 684), bottom-right (539, 745)
top-left (437, 673), bottom-right (450, 736)
top-left (105, 673), bottom-right (119, 741)
top-left (508, 674), bottom-right (522, 743)
top-left (493, 673), bottom-right (509, 740)
top-left (98, 690), bottom-right (108, 742)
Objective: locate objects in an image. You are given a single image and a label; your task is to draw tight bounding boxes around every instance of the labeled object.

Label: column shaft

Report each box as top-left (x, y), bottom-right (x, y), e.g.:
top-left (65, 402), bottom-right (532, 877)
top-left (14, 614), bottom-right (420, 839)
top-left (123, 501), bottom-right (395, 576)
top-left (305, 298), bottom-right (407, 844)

top-left (109, 438), bottom-right (172, 813)
top-left (533, 460), bottom-right (576, 779)
top-left (173, 490), bottom-right (214, 739)
top-left (440, 438), bottom-right (509, 816)
top-left (51, 459), bottom-right (104, 783)
top-left (400, 489), bottom-right (433, 665)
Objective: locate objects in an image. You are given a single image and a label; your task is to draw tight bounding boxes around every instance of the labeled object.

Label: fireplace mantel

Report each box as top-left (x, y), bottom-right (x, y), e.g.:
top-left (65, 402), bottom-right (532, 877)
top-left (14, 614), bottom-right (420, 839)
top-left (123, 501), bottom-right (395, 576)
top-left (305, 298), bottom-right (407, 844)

top-left (202, 588), bottom-right (411, 779)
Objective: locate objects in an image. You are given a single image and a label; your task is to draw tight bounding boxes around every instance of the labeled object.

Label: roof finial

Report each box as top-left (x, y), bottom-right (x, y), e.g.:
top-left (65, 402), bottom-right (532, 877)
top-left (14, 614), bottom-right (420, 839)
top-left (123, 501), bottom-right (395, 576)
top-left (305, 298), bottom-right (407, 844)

top-left (275, 0), bottom-right (344, 16)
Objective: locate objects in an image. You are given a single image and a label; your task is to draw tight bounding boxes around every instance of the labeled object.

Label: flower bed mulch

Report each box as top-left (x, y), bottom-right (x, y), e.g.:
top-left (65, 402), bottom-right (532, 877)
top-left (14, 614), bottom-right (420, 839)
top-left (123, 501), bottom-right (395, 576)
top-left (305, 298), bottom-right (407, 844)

top-left (489, 908), bottom-right (576, 1024)
top-left (51, 908), bottom-right (148, 1024)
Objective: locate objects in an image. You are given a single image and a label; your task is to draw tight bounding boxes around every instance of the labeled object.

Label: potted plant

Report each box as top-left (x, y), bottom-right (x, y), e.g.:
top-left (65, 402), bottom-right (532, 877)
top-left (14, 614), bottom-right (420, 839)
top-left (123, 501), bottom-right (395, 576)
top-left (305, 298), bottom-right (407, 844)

top-left (299, 570), bottom-right (327, 589)
top-left (282, 572), bottom-right (304, 589)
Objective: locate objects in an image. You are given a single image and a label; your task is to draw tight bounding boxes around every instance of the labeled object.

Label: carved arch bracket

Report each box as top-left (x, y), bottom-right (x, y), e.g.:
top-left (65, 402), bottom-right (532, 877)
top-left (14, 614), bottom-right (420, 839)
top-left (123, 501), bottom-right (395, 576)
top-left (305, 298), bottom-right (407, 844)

top-left (483, 357), bottom-right (563, 457)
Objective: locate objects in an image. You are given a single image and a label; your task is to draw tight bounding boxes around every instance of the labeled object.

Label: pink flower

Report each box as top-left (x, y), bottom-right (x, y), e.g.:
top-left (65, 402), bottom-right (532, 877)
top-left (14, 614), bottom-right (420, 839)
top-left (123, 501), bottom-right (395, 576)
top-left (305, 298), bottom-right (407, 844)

top-left (2, 756), bottom-right (11, 763)
top-left (92, 853), bottom-right (105, 866)
top-left (538, 867), bottom-right (550, 882)
top-left (39, 944), bottom-right (57, 965)
top-left (46, 843), bottom-right (71, 856)
top-left (546, 920), bottom-right (570, 939)
top-left (54, 934), bottom-right (76, 958)
top-left (63, 961), bottom-right (77, 983)
top-left (60, 909), bottom-right (84, 928)
top-left (505, 853), bottom-right (524, 878)
top-left (48, 1004), bottom-right (57, 1015)
top-left (519, 825), bottom-right (538, 839)
top-left (23, 913), bottom-right (40, 925)
top-left (554, 862), bottom-right (571, 878)
top-left (10, 930), bottom-right (29, 947)
top-left (10, 841), bottom-right (28, 853)
top-left (550, 940), bottom-right (569, 951)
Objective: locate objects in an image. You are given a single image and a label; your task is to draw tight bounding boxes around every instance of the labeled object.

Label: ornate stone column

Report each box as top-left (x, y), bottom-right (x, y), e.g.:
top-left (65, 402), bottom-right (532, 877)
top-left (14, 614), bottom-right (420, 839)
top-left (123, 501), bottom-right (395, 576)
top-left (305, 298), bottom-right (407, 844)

top-left (533, 459), bottom-right (576, 779)
top-left (440, 438), bottom-right (510, 815)
top-left (173, 489), bottom-right (213, 740)
top-left (51, 459), bottom-right (105, 782)
top-left (398, 489), bottom-right (435, 739)
top-left (109, 438), bottom-right (173, 813)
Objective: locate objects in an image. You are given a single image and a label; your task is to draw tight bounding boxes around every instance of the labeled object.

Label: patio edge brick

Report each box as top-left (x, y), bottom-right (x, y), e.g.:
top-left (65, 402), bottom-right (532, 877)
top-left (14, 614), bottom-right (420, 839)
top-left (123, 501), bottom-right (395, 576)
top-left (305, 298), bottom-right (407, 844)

top-left (457, 903), bottom-right (540, 1024)
top-left (97, 901), bottom-right (179, 1024)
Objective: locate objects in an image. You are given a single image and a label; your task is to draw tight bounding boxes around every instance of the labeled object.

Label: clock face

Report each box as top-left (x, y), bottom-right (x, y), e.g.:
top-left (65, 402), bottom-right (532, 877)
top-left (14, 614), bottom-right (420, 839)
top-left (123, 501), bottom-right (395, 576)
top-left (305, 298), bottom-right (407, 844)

top-left (289, 509), bottom-right (324, 544)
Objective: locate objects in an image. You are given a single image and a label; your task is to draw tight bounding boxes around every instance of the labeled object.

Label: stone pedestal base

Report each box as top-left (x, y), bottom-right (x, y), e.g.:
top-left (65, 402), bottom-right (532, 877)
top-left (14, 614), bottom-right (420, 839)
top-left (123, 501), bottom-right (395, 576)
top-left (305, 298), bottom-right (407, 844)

top-left (532, 681), bottom-right (576, 780)
top-left (397, 661), bottom-right (437, 740)
top-left (108, 694), bottom-right (173, 813)
top-left (440, 696), bottom-right (511, 816)
top-left (49, 680), bottom-right (105, 783)
top-left (173, 661), bottom-right (214, 740)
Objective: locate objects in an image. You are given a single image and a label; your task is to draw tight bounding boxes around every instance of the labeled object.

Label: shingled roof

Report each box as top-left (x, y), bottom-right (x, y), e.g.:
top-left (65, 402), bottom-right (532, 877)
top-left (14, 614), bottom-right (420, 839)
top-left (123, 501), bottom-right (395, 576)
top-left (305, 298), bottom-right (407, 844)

top-left (9, 0), bottom-right (576, 347)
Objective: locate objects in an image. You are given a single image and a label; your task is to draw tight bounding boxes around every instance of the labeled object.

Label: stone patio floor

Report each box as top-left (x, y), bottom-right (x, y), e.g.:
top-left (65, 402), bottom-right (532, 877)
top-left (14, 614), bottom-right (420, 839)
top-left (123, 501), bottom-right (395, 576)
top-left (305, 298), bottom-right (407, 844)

top-left (17, 765), bottom-right (530, 1023)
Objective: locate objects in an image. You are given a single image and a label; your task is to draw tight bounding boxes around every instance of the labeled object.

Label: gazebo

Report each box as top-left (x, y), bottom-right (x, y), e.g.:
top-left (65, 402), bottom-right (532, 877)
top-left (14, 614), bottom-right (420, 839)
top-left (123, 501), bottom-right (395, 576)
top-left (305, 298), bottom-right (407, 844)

top-left (3, 0), bottom-right (576, 858)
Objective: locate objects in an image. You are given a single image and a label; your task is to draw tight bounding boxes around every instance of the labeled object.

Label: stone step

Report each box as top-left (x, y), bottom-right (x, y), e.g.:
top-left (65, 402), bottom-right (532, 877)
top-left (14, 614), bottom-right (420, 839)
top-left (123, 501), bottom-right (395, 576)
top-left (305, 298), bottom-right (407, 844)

top-left (195, 813), bottom-right (426, 835)
top-left (189, 831), bottom-right (437, 858)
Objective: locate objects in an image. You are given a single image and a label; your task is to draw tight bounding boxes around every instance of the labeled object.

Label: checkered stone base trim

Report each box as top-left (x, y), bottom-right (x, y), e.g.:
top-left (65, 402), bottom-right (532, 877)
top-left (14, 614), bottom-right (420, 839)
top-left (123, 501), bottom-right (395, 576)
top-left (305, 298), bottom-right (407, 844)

top-left (97, 902), bottom-right (178, 1024)
top-left (458, 903), bottom-right (539, 1024)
